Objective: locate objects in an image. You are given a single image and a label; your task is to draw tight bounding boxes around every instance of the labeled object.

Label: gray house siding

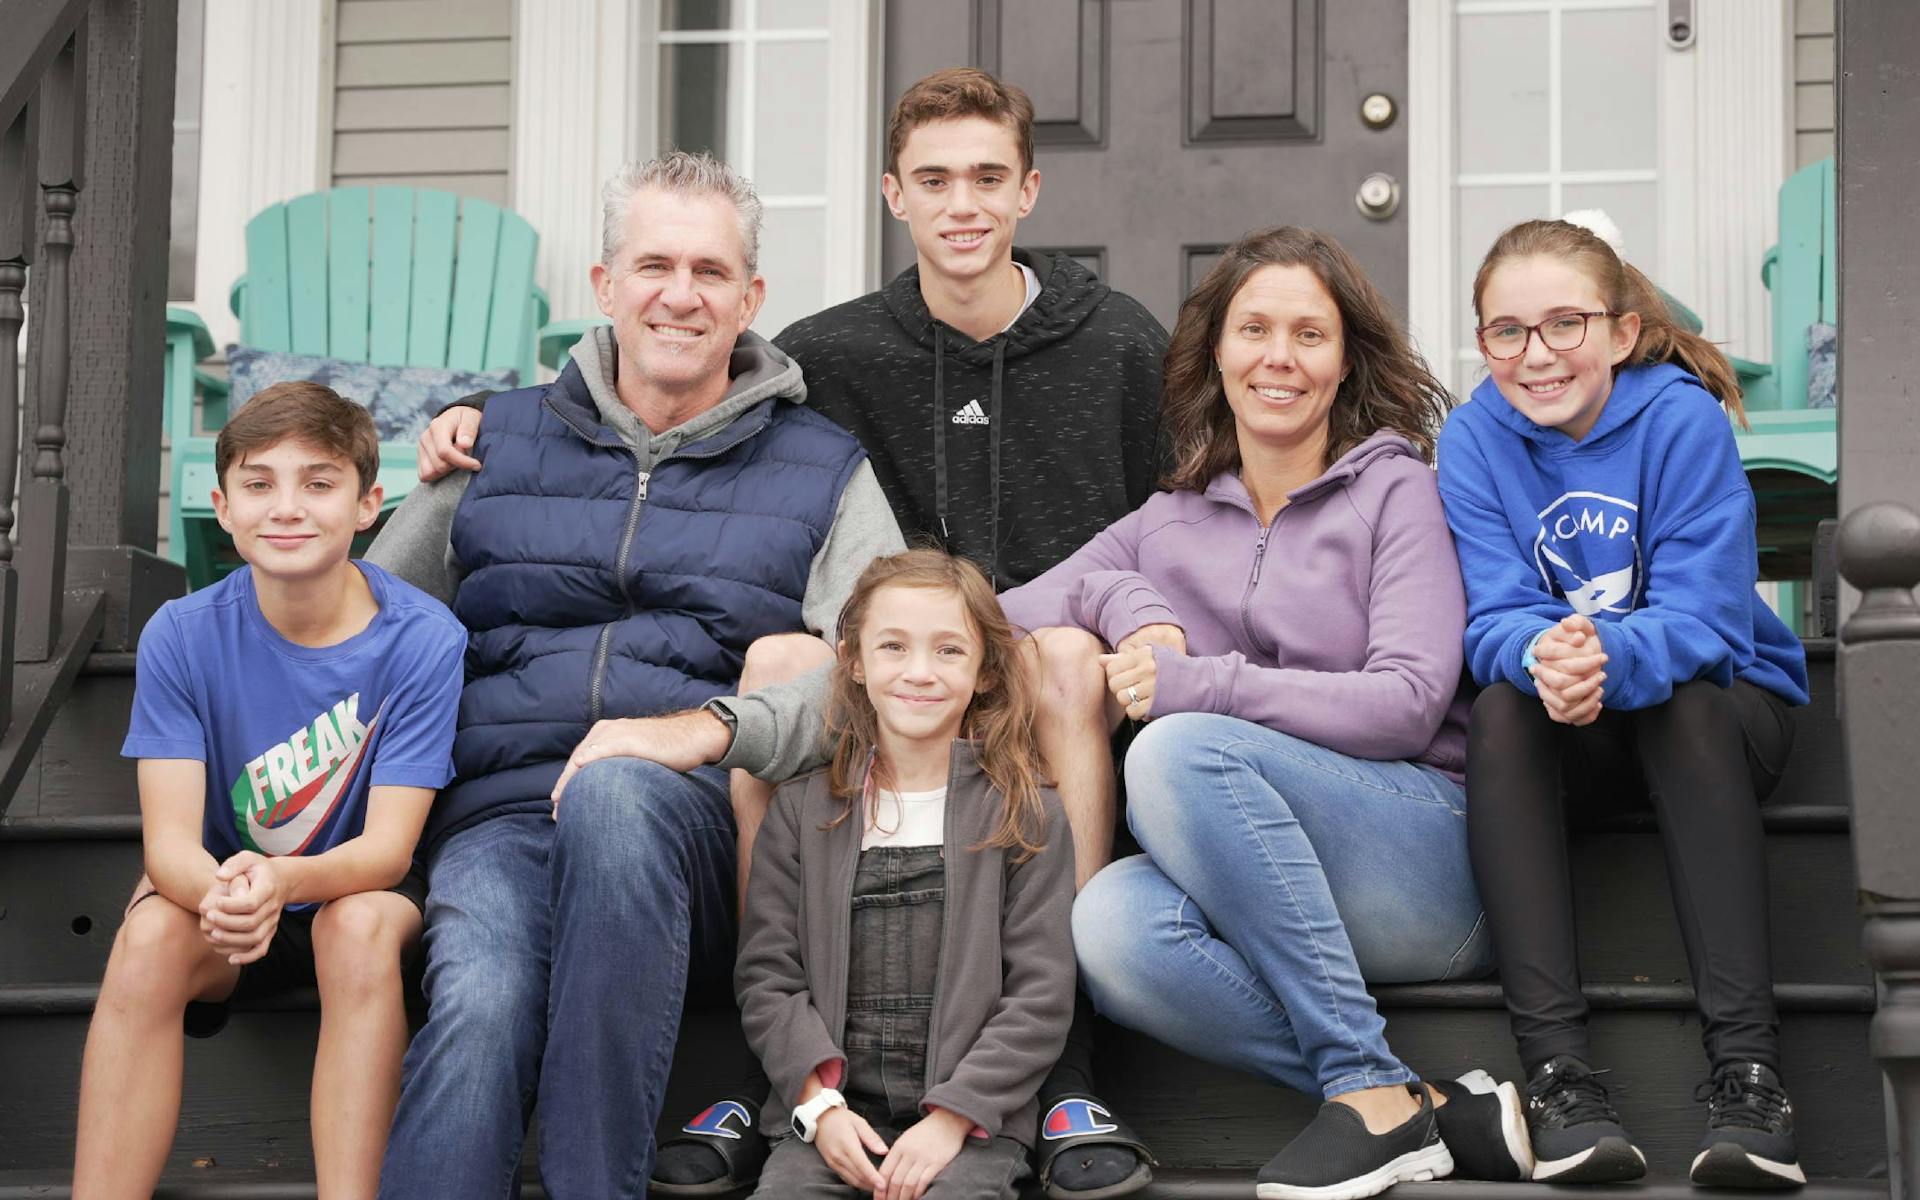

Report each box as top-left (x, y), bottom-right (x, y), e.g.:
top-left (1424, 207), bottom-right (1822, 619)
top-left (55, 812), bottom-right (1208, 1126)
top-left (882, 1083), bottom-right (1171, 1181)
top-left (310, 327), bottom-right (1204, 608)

top-left (331, 0), bottom-right (514, 205)
top-left (1794, 0), bottom-right (1835, 168)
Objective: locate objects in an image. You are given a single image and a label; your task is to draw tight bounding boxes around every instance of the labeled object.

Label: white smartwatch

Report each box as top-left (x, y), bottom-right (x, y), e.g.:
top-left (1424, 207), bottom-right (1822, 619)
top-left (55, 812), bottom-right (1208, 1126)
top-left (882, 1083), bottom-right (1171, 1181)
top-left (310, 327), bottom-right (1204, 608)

top-left (791, 1088), bottom-right (847, 1143)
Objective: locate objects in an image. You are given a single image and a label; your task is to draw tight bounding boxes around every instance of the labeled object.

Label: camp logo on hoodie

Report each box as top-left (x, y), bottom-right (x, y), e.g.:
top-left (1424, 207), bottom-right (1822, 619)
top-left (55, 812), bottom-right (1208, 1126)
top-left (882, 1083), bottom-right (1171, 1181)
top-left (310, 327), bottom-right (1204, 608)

top-left (229, 694), bottom-right (382, 856)
top-left (1532, 490), bottom-right (1644, 616)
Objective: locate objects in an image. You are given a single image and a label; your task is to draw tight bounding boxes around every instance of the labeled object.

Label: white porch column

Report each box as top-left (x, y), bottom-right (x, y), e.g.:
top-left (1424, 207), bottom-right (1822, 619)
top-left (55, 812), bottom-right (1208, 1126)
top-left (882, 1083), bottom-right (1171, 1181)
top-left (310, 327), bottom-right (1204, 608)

top-left (191, 0), bottom-right (332, 350)
top-left (1405, 2), bottom-right (1456, 383)
top-left (512, 0), bottom-right (638, 330)
top-left (1659, 0), bottom-right (1787, 361)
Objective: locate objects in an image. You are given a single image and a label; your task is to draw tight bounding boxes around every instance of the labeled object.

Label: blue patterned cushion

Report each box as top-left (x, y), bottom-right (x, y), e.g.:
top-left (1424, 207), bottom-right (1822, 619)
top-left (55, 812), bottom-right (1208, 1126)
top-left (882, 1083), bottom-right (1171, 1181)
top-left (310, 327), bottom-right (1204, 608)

top-left (224, 345), bottom-right (519, 443)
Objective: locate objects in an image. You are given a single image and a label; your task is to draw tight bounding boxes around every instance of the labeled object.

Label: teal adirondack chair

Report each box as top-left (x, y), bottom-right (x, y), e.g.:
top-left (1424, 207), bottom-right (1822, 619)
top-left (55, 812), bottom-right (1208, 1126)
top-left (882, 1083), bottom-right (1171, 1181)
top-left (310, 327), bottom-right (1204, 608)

top-left (1728, 157), bottom-right (1838, 632)
top-left (163, 186), bottom-right (551, 588)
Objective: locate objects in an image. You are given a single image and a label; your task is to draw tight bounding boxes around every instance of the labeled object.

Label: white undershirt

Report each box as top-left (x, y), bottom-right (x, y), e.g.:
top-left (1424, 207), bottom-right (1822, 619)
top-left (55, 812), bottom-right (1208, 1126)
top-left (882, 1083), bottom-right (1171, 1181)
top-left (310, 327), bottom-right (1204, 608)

top-left (862, 786), bottom-right (948, 850)
top-left (999, 262), bottom-right (1042, 333)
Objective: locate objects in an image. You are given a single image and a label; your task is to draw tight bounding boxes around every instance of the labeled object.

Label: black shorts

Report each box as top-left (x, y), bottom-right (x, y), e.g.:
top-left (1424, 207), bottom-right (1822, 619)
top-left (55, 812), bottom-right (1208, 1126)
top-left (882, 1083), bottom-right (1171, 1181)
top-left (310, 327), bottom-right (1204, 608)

top-left (128, 862), bottom-right (428, 1039)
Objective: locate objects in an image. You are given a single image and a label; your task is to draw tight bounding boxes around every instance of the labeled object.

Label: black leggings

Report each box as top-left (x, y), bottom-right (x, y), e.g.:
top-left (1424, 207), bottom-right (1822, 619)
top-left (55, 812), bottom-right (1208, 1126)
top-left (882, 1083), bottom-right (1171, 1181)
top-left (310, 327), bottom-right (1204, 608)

top-left (1466, 679), bottom-right (1795, 1075)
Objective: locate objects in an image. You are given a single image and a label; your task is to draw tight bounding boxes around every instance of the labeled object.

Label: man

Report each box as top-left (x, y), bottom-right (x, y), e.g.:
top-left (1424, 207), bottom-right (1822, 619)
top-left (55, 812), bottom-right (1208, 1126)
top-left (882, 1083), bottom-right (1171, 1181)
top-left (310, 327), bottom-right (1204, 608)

top-left (472, 71), bottom-right (1168, 1200)
top-left (365, 152), bottom-right (903, 1199)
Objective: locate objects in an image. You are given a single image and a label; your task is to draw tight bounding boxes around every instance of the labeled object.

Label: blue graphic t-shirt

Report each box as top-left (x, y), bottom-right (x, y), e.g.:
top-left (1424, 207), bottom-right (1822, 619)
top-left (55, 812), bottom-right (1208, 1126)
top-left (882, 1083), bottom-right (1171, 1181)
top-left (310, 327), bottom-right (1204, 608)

top-left (122, 561), bottom-right (466, 893)
top-left (1437, 363), bottom-right (1808, 710)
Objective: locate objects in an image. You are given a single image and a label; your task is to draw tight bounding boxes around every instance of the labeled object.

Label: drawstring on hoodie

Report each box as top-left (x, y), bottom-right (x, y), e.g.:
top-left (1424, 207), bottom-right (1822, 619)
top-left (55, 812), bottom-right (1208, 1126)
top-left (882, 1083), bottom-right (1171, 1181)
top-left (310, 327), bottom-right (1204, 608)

top-left (987, 341), bottom-right (1004, 584)
top-left (933, 333), bottom-right (949, 543)
top-left (930, 326), bottom-right (1009, 585)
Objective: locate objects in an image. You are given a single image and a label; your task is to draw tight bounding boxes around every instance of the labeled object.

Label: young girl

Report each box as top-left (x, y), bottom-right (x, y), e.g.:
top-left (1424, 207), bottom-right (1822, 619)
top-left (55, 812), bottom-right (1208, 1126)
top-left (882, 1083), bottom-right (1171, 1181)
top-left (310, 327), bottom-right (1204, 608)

top-left (735, 549), bottom-right (1076, 1200)
top-left (1437, 219), bottom-right (1810, 1189)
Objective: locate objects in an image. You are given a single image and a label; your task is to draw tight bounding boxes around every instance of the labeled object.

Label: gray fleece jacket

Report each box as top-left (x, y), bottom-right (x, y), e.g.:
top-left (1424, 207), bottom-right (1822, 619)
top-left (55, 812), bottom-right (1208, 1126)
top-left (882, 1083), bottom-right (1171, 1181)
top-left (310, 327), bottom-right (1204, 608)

top-left (366, 325), bottom-right (904, 636)
top-left (736, 743), bottom-right (1076, 1146)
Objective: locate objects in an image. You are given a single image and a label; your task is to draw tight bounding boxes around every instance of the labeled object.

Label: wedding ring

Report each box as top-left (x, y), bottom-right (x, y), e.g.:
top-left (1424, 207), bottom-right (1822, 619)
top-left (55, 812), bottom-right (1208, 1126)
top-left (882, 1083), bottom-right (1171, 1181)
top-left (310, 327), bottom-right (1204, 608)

top-left (1126, 686), bottom-right (1142, 706)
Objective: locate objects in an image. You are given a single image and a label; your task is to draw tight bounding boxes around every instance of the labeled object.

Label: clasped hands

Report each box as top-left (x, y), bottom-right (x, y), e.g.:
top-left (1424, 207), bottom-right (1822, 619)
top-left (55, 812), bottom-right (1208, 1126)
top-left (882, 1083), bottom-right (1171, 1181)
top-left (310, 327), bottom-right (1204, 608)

top-left (196, 851), bottom-right (289, 965)
top-left (1099, 623), bottom-right (1185, 722)
top-left (814, 1103), bottom-right (975, 1200)
top-left (1531, 613), bottom-right (1609, 726)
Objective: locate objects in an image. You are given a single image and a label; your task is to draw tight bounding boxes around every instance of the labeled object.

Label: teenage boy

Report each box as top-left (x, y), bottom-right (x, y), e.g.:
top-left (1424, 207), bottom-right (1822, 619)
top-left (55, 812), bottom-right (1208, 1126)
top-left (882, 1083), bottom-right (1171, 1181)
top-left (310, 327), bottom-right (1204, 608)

top-left (72, 381), bottom-right (466, 1199)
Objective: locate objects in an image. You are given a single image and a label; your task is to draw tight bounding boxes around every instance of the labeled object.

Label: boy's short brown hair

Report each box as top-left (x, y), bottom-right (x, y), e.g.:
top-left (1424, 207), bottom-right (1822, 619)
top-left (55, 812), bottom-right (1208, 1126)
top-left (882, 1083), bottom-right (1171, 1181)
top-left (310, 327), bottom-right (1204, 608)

top-left (886, 67), bottom-right (1036, 177)
top-left (215, 381), bottom-right (381, 496)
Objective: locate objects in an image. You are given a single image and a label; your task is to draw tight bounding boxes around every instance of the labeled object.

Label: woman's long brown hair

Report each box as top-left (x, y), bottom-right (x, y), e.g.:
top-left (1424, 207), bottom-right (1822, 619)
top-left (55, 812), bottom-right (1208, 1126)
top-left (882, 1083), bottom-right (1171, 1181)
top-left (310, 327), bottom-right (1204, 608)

top-left (1471, 219), bottom-right (1748, 429)
top-left (1161, 225), bottom-right (1455, 491)
top-left (824, 549), bottom-right (1050, 860)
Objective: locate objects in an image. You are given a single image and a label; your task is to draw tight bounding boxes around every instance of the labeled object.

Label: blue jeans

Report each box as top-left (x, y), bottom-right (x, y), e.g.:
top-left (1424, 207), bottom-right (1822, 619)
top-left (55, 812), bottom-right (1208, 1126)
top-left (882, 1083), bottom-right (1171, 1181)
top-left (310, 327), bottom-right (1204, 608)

top-left (1074, 713), bottom-right (1490, 1100)
top-left (378, 759), bottom-right (736, 1200)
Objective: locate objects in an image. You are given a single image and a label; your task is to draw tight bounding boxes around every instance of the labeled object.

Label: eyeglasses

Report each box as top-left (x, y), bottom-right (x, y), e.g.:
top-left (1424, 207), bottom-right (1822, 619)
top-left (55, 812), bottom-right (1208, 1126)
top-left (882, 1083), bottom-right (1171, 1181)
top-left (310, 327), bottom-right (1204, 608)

top-left (1475, 311), bottom-right (1615, 360)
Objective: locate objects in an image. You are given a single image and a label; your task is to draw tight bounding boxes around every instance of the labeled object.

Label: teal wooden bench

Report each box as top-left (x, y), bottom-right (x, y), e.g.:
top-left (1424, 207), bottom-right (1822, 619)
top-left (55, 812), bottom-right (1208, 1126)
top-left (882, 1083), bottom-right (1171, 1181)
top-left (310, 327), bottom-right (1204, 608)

top-left (162, 186), bottom-right (551, 589)
top-left (1729, 157), bottom-right (1838, 633)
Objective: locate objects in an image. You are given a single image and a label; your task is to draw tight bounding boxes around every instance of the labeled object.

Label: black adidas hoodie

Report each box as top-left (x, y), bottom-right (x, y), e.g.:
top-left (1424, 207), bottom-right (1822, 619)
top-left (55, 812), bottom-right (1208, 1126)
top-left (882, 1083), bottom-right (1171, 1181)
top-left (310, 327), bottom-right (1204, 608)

top-left (774, 248), bottom-right (1168, 590)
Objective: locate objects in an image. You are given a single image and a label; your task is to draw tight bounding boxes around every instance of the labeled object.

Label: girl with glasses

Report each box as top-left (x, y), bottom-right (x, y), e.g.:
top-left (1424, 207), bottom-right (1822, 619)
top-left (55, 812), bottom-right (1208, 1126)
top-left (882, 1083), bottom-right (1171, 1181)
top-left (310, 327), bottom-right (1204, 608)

top-left (1436, 218), bottom-right (1810, 1188)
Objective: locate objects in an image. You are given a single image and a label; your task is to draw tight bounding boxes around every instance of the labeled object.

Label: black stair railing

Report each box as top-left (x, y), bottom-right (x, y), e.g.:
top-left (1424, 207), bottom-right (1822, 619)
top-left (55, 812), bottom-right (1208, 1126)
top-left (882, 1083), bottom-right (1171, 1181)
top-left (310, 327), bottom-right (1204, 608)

top-left (1837, 501), bottom-right (1920, 1200)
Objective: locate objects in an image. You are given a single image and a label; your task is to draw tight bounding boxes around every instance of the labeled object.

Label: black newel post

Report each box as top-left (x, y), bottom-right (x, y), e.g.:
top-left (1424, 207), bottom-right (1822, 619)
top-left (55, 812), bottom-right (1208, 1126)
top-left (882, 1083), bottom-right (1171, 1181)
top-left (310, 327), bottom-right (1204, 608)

top-left (1838, 502), bottom-right (1920, 1200)
top-left (15, 26), bottom-right (84, 663)
top-left (0, 105), bottom-right (35, 729)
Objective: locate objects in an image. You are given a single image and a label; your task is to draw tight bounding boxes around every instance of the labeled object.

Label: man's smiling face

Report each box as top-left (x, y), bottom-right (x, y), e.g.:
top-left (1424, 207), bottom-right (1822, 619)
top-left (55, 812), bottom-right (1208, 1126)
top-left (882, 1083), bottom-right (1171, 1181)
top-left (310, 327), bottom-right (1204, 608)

top-left (591, 185), bottom-right (765, 396)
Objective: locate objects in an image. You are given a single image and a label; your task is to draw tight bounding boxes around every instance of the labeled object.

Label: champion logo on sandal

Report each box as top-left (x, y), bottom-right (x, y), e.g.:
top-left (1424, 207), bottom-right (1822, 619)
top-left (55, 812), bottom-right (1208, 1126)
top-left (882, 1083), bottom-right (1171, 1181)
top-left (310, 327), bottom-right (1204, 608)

top-left (1043, 1098), bottom-right (1118, 1140)
top-left (683, 1100), bottom-right (752, 1140)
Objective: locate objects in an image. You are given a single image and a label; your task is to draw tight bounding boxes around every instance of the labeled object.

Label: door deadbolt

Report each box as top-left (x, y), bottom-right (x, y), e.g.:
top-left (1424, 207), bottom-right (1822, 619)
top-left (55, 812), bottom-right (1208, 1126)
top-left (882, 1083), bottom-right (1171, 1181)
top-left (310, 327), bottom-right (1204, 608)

top-left (1360, 93), bottom-right (1397, 130)
top-left (1355, 173), bottom-right (1401, 221)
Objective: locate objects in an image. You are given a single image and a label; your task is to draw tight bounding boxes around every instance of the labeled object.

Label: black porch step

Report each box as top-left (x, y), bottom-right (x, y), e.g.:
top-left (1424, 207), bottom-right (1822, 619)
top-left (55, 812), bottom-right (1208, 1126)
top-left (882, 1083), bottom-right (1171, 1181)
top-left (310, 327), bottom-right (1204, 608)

top-left (0, 1171), bottom-right (1894, 1200)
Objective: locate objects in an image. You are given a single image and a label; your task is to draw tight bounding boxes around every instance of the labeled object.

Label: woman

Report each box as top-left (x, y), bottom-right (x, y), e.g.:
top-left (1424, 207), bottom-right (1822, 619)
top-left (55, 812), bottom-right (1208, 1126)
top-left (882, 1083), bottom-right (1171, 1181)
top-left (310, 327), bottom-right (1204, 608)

top-left (1000, 227), bottom-right (1526, 1200)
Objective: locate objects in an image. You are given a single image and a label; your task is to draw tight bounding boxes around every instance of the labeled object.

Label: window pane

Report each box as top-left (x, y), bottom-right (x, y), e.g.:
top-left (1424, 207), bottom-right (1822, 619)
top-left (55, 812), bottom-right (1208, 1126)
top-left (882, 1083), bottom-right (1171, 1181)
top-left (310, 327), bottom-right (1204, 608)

top-left (759, 0), bottom-right (828, 29)
top-left (1562, 181), bottom-right (1661, 282)
top-left (662, 0), bottom-right (734, 31)
top-left (753, 41), bottom-right (829, 194)
top-left (1456, 183), bottom-right (1550, 307)
top-left (1455, 13), bottom-right (1549, 175)
top-left (1561, 9), bottom-right (1658, 172)
top-left (756, 206), bottom-right (828, 340)
top-left (661, 42), bottom-right (732, 161)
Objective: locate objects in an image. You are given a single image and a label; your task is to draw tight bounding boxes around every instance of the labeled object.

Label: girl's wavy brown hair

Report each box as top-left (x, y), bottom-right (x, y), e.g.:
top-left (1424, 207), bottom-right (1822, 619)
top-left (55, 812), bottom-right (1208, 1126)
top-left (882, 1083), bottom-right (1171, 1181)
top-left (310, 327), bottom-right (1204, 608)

top-left (824, 549), bottom-right (1049, 860)
top-left (1471, 219), bottom-right (1748, 429)
top-left (1161, 225), bottom-right (1454, 491)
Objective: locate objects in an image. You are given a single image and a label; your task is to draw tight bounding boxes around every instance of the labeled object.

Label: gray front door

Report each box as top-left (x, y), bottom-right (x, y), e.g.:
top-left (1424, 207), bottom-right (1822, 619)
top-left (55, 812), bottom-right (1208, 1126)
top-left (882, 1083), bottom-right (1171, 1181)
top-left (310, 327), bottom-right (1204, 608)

top-left (883, 0), bottom-right (1410, 330)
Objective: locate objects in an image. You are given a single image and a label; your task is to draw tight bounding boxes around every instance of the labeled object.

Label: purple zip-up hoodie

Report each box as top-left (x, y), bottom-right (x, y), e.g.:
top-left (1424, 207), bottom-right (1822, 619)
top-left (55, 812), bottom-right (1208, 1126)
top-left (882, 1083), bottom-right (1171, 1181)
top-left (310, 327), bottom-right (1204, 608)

top-left (999, 431), bottom-right (1471, 777)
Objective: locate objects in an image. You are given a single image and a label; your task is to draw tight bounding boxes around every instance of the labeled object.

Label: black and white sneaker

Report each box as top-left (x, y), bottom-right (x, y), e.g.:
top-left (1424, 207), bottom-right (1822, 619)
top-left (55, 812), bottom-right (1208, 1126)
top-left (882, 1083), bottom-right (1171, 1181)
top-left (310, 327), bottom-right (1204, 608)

top-left (1256, 1084), bottom-right (1454, 1200)
top-left (1524, 1055), bottom-right (1647, 1183)
top-left (1429, 1069), bottom-right (1535, 1181)
top-left (1690, 1061), bottom-right (1806, 1189)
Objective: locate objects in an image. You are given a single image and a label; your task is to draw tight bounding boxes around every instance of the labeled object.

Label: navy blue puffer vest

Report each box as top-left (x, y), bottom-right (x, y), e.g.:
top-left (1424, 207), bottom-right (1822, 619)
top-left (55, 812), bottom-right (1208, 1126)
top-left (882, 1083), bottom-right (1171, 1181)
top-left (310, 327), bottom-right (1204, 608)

top-left (430, 361), bottom-right (865, 844)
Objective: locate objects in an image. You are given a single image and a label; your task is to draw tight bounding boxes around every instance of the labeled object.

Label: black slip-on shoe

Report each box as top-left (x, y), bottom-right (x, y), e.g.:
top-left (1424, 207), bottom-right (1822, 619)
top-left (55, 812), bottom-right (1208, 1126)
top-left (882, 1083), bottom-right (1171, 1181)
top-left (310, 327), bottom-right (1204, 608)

top-left (1256, 1084), bottom-right (1454, 1200)
top-left (649, 1096), bottom-right (770, 1197)
top-left (1524, 1055), bottom-right (1647, 1184)
top-left (1690, 1062), bottom-right (1806, 1189)
top-left (1429, 1069), bottom-right (1535, 1182)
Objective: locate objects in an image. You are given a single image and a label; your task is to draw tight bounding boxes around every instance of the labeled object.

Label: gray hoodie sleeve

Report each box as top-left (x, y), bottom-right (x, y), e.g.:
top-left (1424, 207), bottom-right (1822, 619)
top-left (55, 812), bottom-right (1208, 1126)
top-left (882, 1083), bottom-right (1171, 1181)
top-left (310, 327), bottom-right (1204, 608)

top-left (712, 461), bottom-right (902, 782)
top-left (364, 473), bottom-right (471, 607)
top-left (799, 461), bottom-right (905, 635)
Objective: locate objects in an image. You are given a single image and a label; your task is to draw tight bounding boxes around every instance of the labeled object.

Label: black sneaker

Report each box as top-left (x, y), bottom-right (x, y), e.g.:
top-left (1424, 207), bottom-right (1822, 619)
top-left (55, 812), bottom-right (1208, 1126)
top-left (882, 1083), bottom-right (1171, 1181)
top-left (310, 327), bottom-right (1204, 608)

top-left (1256, 1084), bottom-right (1454, 1200)
top-left (1690, 1061), bottom-right (1806, 1189)
top-left (1429, 1069), bottom-right (1535, 1181)
top-left (1523, 1055), bottom-right (1647, 1183)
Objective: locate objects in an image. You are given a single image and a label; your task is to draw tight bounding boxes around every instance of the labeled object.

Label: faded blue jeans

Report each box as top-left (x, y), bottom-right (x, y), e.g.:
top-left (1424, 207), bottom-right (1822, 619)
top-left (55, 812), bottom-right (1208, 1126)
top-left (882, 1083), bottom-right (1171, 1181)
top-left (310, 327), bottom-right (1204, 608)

top-left (1074, 713), bottom-right (1491, 1100)
top-left (378, 759), bottom-right (736, 1200)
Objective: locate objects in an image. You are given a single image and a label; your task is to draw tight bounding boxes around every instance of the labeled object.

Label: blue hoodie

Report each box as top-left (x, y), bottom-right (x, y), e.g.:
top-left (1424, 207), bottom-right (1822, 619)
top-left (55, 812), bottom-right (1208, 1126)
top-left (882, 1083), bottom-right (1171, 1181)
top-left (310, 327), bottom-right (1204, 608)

top-left (1437, 362), bottom-right (1807, 709)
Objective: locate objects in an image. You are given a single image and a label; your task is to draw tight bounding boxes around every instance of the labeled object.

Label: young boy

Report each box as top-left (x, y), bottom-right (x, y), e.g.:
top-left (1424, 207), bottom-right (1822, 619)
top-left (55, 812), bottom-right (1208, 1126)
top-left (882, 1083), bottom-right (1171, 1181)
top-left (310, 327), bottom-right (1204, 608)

top-left (72, 381), bottom-right (466, 1198)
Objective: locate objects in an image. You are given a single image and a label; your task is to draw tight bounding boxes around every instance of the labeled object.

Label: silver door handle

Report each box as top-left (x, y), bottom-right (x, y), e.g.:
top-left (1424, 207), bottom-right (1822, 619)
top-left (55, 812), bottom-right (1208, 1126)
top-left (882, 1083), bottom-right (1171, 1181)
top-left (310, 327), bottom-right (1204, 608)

top-left (1356, 173), bottom-right (1401, 221)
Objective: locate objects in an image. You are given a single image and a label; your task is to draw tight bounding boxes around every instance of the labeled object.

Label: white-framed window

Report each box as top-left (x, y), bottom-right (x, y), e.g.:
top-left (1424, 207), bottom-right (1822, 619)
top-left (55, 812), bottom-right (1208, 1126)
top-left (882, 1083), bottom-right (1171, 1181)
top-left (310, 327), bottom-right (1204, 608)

top-left (1449, 0), bottom-right (1664, 401)
top-left (642, 0), bottom-right (877, 338)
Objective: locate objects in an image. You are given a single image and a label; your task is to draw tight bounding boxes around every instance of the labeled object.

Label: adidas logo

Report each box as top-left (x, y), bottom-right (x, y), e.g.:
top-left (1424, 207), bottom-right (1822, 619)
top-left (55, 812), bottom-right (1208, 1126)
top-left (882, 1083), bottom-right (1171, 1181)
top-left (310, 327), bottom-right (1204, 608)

top-left (951, 399), bottom-right (990, 425)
